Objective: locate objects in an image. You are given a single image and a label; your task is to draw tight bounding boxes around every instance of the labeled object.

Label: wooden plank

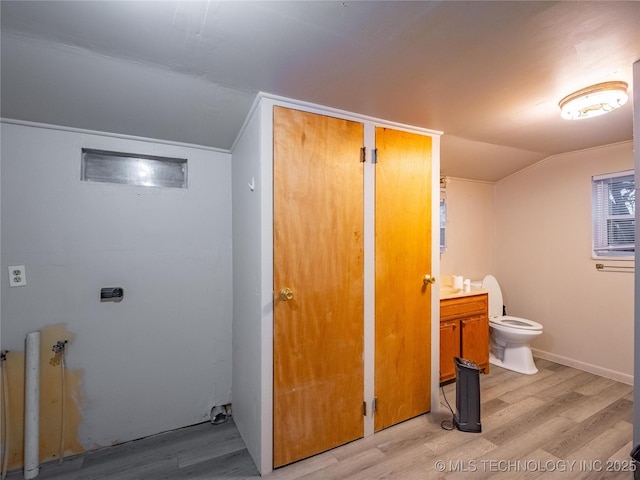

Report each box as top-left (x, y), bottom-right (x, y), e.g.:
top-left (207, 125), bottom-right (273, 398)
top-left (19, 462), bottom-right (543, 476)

top-left (544, 398), bottom-right (633, 459)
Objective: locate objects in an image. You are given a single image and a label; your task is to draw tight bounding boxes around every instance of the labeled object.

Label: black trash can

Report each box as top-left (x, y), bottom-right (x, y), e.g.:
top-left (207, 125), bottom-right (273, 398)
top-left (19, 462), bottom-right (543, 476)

top-left (453, 357), bottom-right (482, 433)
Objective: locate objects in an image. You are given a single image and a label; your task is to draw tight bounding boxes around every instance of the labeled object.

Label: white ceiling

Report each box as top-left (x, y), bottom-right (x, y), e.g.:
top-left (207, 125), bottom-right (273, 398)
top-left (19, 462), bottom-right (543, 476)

top-left (1, 1), bottom-right (639, 182)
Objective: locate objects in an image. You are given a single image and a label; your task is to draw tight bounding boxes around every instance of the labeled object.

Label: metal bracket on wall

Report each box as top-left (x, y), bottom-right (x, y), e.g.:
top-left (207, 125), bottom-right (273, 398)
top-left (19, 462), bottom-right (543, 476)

top-left (100, 287), bottom-right (124, 302)
top-left (595, 263), bottom-right (634, 272)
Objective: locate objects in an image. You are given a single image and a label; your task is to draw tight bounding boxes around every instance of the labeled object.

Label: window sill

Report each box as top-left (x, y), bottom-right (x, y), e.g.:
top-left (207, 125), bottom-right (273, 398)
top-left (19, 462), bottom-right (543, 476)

top-left (591, 256), bottom-right (635, 262)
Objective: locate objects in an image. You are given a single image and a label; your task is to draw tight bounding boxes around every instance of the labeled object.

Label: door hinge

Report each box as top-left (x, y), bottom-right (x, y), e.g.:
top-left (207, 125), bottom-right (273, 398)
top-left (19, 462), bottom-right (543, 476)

top-left (362, 401), bottom-right (367, 416)
top-left (360, 147), bottom-right (366, 163)
top-left (372, 397), bottom-right (378, 414)
top-left (371, 148), bottom-right (378, 164)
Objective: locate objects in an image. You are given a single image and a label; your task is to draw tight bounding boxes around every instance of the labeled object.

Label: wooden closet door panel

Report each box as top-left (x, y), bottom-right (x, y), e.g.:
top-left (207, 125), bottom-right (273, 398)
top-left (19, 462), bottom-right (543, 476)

top-left (374, 127), bottom-right (432, 432)
top-left (273, 106), bottom-right (364, 467)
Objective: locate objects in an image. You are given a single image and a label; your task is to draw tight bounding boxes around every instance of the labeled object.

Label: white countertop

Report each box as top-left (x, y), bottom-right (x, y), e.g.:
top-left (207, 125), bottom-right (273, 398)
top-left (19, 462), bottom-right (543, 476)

top-left (440, 286), bottom-right (487, 300)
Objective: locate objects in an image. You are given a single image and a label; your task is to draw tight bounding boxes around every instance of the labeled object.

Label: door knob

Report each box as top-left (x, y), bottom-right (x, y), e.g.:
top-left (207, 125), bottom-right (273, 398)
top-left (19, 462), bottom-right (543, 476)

top-left (423, 275), bottom-right (436, 285)
top-left (280, 288), bottom-right (294, 301)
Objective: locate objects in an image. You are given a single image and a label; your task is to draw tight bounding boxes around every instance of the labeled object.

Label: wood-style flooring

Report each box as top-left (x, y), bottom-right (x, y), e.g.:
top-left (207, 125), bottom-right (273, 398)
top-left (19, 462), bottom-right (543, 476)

top-left (7, 359), bottom-right (635, 479)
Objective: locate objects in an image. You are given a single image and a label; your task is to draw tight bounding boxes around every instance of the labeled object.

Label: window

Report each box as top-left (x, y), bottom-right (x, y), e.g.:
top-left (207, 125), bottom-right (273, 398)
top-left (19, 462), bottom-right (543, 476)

top-left (592, 170), bottom-right (635, 258)
top-left (81, 149), bottom-right (187, 188)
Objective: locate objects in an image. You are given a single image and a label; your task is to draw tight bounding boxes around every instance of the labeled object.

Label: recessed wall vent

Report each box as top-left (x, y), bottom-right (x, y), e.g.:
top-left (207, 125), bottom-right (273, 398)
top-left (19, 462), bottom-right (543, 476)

top-left (81, 149), bottom-right (187, 188)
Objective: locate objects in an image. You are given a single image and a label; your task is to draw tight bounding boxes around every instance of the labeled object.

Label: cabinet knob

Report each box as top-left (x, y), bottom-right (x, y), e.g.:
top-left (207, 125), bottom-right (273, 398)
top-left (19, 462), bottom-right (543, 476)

top-left (423, 275), bottom-right (436, 285)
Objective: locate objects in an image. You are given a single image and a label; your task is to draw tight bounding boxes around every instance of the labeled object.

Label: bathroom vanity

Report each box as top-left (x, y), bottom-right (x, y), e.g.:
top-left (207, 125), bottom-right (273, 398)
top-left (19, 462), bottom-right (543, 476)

top-left (439, 288), bottom-right (490, 383)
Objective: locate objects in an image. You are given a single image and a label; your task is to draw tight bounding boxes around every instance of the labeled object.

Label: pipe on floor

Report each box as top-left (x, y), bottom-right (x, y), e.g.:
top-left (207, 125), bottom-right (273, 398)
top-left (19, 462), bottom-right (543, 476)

top-left (58, 346), bottom-right (66, 465)
top-left (24, 332), bottom-right (40, 480)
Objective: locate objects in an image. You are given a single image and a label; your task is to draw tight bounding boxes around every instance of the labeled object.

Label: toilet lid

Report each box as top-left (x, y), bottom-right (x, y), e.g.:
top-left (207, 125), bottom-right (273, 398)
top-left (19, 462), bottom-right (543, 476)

top-left (481, 274), bottom-right (503, 318)
top-left (490, 315), bottom-right (543, 331)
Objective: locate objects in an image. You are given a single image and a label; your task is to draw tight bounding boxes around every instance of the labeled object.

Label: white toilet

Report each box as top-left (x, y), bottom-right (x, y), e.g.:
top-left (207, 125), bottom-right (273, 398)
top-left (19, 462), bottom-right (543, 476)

top-left (481, 275), bottom-right (543, 375)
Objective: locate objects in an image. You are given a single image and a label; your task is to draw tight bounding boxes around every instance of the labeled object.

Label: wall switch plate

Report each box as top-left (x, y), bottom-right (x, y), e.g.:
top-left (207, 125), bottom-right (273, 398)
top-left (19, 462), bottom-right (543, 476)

top-left (8, 265), bottom-right (26, 287)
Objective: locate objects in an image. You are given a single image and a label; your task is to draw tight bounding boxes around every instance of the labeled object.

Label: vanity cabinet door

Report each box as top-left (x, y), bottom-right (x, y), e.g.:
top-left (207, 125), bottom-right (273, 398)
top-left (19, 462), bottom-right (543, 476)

top-left (439, 320), bottom-right (460, 383)
top-left (460, 314), bottom-right (489, 372)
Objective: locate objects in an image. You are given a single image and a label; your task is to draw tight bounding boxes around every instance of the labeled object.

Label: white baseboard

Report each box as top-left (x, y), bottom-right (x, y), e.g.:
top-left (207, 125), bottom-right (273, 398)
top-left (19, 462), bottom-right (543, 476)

top-left (531, 348), bottom-right (634, 386)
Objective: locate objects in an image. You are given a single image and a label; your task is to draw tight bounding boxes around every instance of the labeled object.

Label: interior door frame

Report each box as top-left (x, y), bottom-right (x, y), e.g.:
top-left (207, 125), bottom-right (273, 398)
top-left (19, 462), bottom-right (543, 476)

top-left (249, 94), bottom-right (441, 474)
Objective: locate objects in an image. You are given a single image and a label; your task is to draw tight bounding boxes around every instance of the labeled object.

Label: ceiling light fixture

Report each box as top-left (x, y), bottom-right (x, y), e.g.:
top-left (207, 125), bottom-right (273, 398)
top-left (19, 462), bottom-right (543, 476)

top-left (559, 81), bottom-right (628, 120)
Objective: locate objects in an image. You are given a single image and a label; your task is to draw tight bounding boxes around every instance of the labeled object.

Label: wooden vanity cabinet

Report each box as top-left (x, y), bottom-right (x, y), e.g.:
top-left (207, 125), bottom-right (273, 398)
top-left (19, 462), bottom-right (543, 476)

top-left (439, 293), bottom-right (489, 383)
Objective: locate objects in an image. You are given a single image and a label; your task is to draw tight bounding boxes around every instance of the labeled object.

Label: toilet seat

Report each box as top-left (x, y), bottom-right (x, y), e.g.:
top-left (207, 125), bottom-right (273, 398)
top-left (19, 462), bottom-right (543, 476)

top-left (490, 315), bottom-right (543, 331)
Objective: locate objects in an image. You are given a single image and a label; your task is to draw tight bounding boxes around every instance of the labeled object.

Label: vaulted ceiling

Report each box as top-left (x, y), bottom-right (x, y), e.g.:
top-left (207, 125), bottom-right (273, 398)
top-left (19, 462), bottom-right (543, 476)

top-left (2, 1), bottom-right (639, 181)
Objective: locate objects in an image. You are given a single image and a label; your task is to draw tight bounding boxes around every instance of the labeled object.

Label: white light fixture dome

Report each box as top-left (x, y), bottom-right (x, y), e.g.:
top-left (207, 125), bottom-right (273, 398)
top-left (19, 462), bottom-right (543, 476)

top-left (559, 81), bottom-right (628, 120)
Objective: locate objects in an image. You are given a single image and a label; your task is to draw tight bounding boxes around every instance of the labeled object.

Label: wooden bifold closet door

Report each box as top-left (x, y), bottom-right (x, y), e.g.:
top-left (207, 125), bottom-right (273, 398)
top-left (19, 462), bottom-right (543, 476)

top-left (273, 106), bottom-right (365, 467)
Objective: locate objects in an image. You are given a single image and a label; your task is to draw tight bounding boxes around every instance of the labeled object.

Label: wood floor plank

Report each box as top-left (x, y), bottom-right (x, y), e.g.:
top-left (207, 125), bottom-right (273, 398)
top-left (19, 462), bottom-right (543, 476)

top-left (565, 424), bottom-right (632, 480)
top-left (574, 375), bottom-right (620, 396)
top-left (266, 451), bottom-right (338, 480)
top-left (485, 448), bottom-right (564, 480)
top-left (344, 441), bottom-right (439, 480)
top-left (499, 364), bottom-right (584, 404)
top-left (560, 381), bottom-right (633, 423)
top-left (169, 448), bottom-right (260, 480)
top-left (177, 433), bottom-right (247, 468)
top-left (534, 358), bottom-right (562, 370)
top-left (484, 391), bottom-right (583, 447)
top-left (425, 396), bottom-right (546, 457)
top-left (297, 448), bottom-right (387, 480)
top-left (445, 416), bottom-right (577, 480)
top-left (330, 414), bottom-right (431, 461)
top-left (479, 368), bottom-right (554, 402)
top-left (420, 437), bottom-right (497, 479)
top-left (78, 456), bottom-right (178, 480)
top-left (15, 456), bottom-right (84, 480)
top-left (543, 398), bottom-right (633, 460)
top-left (531, 371), bottom-right (600, 403)
top-left (597, 439), bottom-right (636, 480)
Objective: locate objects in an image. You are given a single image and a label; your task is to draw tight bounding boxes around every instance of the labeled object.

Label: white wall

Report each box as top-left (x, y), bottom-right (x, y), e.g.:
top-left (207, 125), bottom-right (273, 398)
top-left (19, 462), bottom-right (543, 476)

top-left (440, 177), bottom-right (497, 282)
top-left (495, 141), bottom-right (634, 383)
top-left (1, 122), bottom-right (233, 449)
top-left (231, 101), bottom-right (273, 474)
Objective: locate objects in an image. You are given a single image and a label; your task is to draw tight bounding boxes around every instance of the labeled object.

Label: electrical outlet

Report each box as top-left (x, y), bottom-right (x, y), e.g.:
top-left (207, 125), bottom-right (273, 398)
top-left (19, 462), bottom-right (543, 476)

top-left (8, 265), bottom-right (26, 287)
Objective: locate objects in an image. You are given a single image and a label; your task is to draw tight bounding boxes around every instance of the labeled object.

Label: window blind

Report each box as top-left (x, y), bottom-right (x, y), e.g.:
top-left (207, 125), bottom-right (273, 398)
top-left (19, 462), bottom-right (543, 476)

top-left (592, 170), bottom-right (635, 257)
